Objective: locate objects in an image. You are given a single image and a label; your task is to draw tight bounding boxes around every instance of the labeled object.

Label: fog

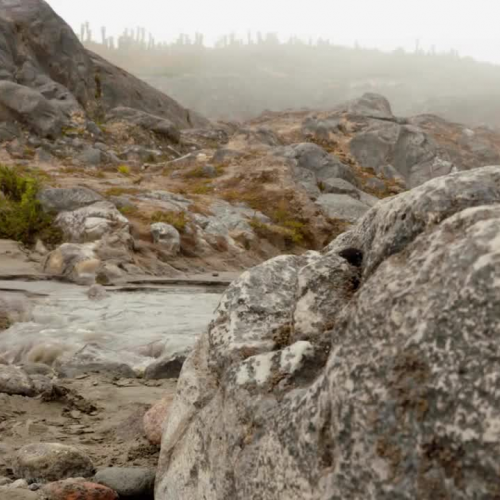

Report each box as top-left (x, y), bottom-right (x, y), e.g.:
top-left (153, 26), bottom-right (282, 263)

top-left (45, 0), bottom-right (500, 127)
top-left (46, 0), bottom-right (500, 64)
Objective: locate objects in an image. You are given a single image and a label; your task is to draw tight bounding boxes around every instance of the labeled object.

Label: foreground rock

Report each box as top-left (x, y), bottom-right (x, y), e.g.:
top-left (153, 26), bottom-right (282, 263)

top-left (14, 443), bottom-right (94, 483)
top-left (41, 480), bottom-right (117, 500)
top-left (156, 166), bottom-right (500, 499)
top-left (143, 396), bottom-right (174, 446)
top-left (94, 467), bottom-right (155, 499)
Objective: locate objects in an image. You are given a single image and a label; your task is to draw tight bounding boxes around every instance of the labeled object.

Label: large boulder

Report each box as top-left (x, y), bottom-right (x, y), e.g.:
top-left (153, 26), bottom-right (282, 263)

top-left (38, 187), bottom-right (104, 213)
top-left (106, 107), bottom-right (181, 143)
top-left (0, 81), bottom-right (65, 138)
top-left (55, 201), bottom-right (129, 243)
top-left (155, 166), bottom-right (500, 499)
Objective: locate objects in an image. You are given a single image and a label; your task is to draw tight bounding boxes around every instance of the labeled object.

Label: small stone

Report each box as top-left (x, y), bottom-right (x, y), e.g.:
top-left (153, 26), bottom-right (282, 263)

top-left (77, 147), bottom-right (102, 166)
top-left (42, 480), bottom-right (118, 500)
top-left (150, 223), bottom-right (180, 256)
top-left (144, 354), bottom-right (186, 380)
top-left (14, 443), bottom-right (95, 482)
top-left (10, 479), bottom-right (29, 489)
top-left (0, 477), bottom-right (12, 486)
top-left (87, 285), bottom-right (107, 301)
top-left (143, 396), bottom-right (173, 445)
top-left (201, 164), bottom-right (217, 178)
top-left (94, 467), bottom-right (155, 499)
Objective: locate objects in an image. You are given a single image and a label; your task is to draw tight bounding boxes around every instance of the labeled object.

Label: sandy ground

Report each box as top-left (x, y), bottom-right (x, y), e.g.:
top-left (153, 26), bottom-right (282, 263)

top-left (0, 374), bottom-right (176, 478)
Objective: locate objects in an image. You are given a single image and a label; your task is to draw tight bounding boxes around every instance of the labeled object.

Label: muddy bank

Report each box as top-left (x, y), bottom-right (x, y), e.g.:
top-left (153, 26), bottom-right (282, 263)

top-left (0, 372), bottom-right (176, 477)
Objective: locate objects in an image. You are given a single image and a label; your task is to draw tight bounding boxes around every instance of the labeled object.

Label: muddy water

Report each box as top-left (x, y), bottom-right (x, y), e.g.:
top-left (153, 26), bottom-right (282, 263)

top-left (0, 280), bottom-right (222, 371)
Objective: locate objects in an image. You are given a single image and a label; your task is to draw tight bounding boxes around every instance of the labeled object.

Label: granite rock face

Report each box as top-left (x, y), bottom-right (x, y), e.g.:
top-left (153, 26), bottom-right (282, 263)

top-left (156, 166), bottom-right (500, 500)
top-left (0, 0), bottom-right (206, 132)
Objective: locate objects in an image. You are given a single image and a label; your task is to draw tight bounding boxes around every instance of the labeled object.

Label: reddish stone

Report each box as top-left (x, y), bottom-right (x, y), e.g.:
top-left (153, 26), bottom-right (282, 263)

top-left (42, 480), bottom-right (118, 500)
top-left (143, 395), bottom-right (173, 445)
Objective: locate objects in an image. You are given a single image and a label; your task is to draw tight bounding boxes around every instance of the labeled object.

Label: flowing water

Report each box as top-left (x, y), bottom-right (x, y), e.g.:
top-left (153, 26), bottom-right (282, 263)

top-left (0, 280), bottom-right (222, 372)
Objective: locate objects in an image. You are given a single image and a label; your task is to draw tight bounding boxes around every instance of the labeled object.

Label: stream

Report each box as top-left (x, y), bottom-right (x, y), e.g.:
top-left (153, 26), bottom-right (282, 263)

top-left (0, 280), bottom-right (222, 372)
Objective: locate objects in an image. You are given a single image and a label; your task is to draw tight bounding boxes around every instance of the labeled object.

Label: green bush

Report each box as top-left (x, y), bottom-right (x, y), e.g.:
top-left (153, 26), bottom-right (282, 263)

top-left (0, 165), bottom-right (62, 246)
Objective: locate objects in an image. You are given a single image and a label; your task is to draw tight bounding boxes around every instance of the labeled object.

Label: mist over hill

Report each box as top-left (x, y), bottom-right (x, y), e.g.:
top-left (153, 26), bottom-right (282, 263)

top-left (81, 26), bottom-right (500, 127)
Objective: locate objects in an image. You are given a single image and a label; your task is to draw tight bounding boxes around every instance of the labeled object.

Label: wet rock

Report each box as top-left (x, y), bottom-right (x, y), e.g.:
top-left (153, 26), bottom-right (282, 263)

top-left (150, 223), bottom-right (180, 256)
top-left (0, 81), bottom-right (65, 138)
top-left (143, 396), bottom-right (173, 445)
top-left (316, 193), bottom-right (371, 222)
top-left (144, 354), bottom-right (186, 380)
top-left (38, 188), bottom-right (104, 214)
top-left (106, 107), bottom-right (181, 144)
top-left (0, 365), bottom-right (36, 396)
top-left (0, 293), bottom-right (33, 325)
top-left (57, 362), bottom-right (136, 380)
top-left (94, 467), bottom-right (155, 499)
top-left (87, 285), bottom-right (107, 301)
top-left (55, 202), bottom-right (129, 243)
top-left (20, 363), bottom-right (55, 377)
top-left (14, 443), bottom-right (94, 483)
top-left (41, 480), bottom-right (117, 500)
top-left (44, 243), bottom-right (100, 284)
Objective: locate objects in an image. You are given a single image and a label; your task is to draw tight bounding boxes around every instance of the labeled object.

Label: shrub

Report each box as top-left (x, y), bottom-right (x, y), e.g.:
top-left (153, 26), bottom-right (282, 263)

top-left (151, 210), bottom-right (188, 232)
top-left (0, 165), bottom-right (63, 246)
top-left (117, 165), bottom-right (131, 176)
top-left (0, 312), bottom-right (11, 332)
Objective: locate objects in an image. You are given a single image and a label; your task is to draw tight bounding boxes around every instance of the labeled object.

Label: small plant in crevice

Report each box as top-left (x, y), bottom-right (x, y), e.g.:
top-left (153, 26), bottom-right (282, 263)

top-left (117, 165), bottom-right (131, 176)
top-left (151, 210), bottom-right (189, 232)
top-left (0, 165), bottom-right (63, 246)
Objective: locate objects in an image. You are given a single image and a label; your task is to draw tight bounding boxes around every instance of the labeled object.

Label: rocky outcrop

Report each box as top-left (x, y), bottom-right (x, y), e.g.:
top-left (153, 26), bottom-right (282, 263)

top-left (0, 0), bottom-right (206, 134)
top-left (156, 166), bottom-right (500, 499)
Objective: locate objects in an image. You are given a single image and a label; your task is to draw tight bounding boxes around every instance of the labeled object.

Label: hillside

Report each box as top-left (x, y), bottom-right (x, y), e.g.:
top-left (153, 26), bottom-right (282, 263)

top-left (81, 31), bottom-right (500, 127)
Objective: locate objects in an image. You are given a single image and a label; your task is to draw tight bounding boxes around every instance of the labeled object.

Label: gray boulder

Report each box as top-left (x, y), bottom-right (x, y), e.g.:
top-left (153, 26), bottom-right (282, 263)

top-left (106, 107), bottom-right (181, 143)
top-left (14, 443), bottom-right (94, 483)
top-left (345, 92), bottom-right (395, 120)
top-left (144, 354), bottom-right (186, 380)
top-left (316, 193), bottom-right (371, 222)
top-left (55, 201), bottom-right (129, 243)
top-left (0, 365), bottom-right (37, 396)
top-left (38, 187), bottom-right (104, 213)
top-left (95, 467), bottom-right (155, 499)
top-left (0, 81), bottom-right (65, 138)
top-left (155, 166), bottom-right (500, 500)
top-left (151, 223), bottom-right (181, 256)
top-left (321, 177), bottom-right (379, 206)
top-left (77, 146), bottom-right (102, 166)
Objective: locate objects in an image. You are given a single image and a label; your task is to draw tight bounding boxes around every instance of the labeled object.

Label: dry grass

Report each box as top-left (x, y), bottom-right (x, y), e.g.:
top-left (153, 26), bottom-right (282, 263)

top-left (151, 210), bottom-right (189, 232)
top-left (104, 187), bottom-right (142, 197)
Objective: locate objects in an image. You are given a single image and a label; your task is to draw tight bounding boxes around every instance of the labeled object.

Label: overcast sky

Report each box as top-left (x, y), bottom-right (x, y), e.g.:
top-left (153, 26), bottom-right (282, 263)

top-left (46, 0), bottom-right (500, 64)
